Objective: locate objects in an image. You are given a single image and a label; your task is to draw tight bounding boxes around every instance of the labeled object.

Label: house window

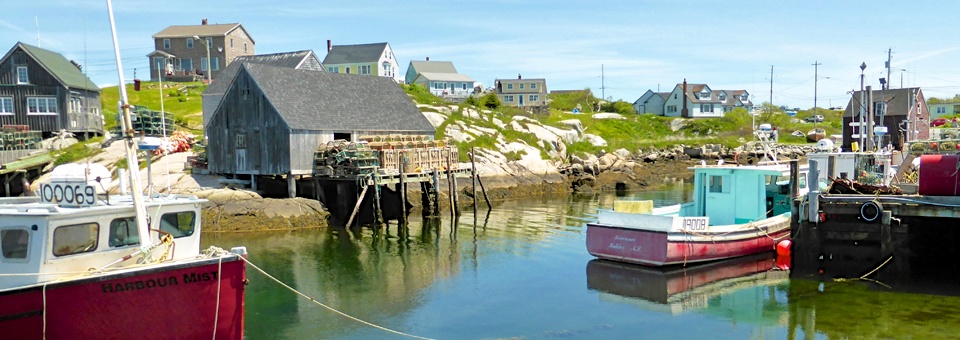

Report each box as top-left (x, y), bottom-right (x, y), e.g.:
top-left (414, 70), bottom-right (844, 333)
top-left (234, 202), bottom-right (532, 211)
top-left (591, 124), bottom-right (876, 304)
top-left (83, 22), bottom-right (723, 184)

top-left (462, 83), bottom-right (467, 90)
top-left (741, 93), bottom-right (749, 101)
top-left (507, 84), bottom-right (513, 90)
top-left (163, 39), bottom-right (170, 49)
top-left (674, 94), bottom-right (677, 99)
top-left (153, 57), bottom-right (164, 71)
top-left (230, 39), bottom-right (234, 48)
top-left (1, 228), bottom-right (29, 259)
top-left (701, 104), bottom-right (713, 112)
top-left (206, 37), bottom-right (213, 47)
top-left (108, 217), bottom-right (140, 248)
top-left (504, 95), bottom-right (514, 102)
top-left (382, 62), bottom-right (391, 77)
top-left (531, 83), bottom-right (537, 89)
top-left (718, 93), bottom-right (726, 101)
top-left (359, 65), bottom-right (371, 75)
top-left (530, 94), bottom-right (539, 102)
top-left (519, 83), bottom-right (524, 89)
top-left (244, 43), bottom-right (248, 52)
top-left (700, 91), bottom-right (710, 99)
top-left (53, 223), bottom-right (99, 256)
top-left (0, 97), bottom-right (13, 115)
top-left (328, 66), bottom-right (339, 73)
top-left (434, 82), bottom-right (443, 90)
top-left (16, 66), bottom-right (28, 84)
top-left (186, 37), bottom-right (194, 49)
top-left (26, 97), bottom-right (58, 115)
top-left (937, 107), bottom-right (946, 114)
top-left (181, 58), bottom-right (193, 72)
top-left (159, 211), bottom-right (196, 238)
top-left (200, 57), bottom-right (220, 71)
top-left (666, 105), bottom-right (677, 113)
top-left (346, 67), bottom-right (351, 74)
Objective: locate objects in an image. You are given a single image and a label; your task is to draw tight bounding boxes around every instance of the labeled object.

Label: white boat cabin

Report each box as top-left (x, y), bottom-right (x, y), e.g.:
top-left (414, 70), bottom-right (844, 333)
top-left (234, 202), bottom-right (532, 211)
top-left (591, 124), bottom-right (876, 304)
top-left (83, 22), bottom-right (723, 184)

top-left (679, 165), bottom-right (806, 225)
top-left (0, 193), bottom-right (205, 291)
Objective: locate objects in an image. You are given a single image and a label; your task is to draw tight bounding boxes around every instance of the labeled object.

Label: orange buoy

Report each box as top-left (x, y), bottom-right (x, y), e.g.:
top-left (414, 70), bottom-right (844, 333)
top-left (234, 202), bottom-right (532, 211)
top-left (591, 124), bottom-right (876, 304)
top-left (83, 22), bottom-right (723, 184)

top-left (776, 239), bottom-right (792, 256)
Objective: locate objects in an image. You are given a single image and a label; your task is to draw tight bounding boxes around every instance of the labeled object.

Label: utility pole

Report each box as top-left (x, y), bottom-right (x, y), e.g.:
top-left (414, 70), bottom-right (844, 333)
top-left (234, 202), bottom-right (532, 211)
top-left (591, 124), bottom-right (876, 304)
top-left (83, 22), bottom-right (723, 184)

top-left (859, 62), bottom-right (867, 149)
top-left (769, 65), bottom-right (773, 111)
top-left (884, 48), bottom-right (892, 90)
top-left (600, 64), bottom-right (605, 101)
top-left (813, 61), bottom-right (821, 129)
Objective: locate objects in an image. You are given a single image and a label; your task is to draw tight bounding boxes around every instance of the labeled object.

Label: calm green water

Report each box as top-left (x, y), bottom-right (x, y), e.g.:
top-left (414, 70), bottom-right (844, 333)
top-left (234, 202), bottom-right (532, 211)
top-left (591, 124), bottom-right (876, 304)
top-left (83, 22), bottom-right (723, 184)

top-left (203, 186), bottom-right (960, 339)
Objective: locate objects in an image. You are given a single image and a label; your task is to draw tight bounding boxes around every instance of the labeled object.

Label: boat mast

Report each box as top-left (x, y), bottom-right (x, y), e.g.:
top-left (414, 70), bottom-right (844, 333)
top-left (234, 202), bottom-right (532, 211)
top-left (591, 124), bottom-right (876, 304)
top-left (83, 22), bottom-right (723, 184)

top-left (106, 0), bottom-right (151, 252)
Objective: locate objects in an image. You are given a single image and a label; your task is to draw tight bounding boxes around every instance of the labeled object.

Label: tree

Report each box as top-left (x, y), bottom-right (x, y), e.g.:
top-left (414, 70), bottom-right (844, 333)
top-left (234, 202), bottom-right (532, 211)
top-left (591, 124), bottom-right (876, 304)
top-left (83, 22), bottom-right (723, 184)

top-left (480, 92), bottom-right (501, 109)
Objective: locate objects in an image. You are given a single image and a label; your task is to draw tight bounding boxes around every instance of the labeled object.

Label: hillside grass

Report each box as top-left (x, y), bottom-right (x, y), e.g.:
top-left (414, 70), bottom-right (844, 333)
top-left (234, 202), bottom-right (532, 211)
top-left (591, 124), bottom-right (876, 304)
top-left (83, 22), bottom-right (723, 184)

top-left (100, 81), bottom-right (206, 136)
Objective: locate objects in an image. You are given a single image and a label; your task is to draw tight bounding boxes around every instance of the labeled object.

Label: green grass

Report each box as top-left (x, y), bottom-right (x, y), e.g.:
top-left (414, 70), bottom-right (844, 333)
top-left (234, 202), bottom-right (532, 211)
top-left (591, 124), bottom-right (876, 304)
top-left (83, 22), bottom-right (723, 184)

top-left (52, 137), bottom-right (104, 166)
top-left (101, 81), bottom-right (206, 136)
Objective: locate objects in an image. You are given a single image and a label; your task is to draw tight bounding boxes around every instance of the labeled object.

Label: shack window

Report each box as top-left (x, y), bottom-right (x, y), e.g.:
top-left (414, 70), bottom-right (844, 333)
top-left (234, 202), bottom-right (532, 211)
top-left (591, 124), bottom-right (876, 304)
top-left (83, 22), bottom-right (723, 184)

top-left (1, 229), bottom-right (29, 259)
top-left (16, 66), bottom-right (28, 84)
top-left (709, 175), bottom-right (724, 193)
top-left (159, 211), bottom-right (195, 238)
top-left (53, 223), bottom-right (99, 256)
top-left (109, 217), bottom-right (140, 248)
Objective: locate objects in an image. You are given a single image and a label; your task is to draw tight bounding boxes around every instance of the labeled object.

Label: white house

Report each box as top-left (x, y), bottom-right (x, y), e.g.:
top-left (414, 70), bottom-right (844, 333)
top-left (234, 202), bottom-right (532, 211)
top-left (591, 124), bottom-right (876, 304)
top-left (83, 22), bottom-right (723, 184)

top-left (663, 81), bottom-right (724, 118)
top-left (405, 60), bottom-right (475, 98)
top-left (633, 90), bottom-right (669, 115)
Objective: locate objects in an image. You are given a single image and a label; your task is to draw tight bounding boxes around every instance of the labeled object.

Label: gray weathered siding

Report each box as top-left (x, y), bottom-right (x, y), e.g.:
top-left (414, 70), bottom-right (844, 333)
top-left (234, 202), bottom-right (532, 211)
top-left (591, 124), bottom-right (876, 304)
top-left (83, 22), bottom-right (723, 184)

top-left (207, 70), bottom-right (291, 175)
top-left (0, 47), bottom-right (102, 135)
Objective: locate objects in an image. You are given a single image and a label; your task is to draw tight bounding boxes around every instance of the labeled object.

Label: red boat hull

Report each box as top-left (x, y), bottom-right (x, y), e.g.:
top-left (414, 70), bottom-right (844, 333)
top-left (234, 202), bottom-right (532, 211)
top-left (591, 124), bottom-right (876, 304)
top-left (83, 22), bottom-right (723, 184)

top-left (586, 224), bottom-right (788, 266)
top-left (0, 257), bottom-right (245, 339)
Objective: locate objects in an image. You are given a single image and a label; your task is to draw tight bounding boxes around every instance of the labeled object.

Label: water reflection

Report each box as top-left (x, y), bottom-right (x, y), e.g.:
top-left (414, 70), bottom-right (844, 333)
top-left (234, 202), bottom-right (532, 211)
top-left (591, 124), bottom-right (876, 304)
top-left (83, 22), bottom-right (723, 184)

top-left (202, 188), bottom-right (960, 339)
top-left (586, 253), bottom-right (788, 319)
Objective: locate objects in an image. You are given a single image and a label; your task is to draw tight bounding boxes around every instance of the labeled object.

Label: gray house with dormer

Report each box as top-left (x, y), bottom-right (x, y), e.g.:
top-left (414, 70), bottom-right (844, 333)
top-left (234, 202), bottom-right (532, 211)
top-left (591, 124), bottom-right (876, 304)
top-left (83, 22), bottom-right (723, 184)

top-left (205, 63), bottom-right (435, 178)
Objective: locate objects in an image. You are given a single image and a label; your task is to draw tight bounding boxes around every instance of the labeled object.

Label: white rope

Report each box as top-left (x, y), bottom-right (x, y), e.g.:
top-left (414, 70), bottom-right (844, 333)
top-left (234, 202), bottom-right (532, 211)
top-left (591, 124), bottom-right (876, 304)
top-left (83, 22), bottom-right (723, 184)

top-left (42, 282), bottom-right (48, 339)
top-left (212, 255), bottom-right (222, 340)
top-left (236, 251), bottom-right (434, 340)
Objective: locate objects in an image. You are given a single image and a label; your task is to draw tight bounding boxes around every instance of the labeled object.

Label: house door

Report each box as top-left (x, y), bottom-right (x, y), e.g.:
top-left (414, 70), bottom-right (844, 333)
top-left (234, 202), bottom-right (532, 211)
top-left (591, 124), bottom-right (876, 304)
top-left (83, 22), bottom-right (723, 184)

top-left (236, 149), bottom-right (247, 172)
top-left (519, 94), bottom-right (525, 107)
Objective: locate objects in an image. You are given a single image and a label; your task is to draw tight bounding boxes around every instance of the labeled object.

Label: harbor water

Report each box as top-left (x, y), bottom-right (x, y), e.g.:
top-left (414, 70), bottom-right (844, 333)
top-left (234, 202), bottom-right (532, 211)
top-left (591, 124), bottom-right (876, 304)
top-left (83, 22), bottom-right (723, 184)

top-left (204, 185), bottom-right (960, 339)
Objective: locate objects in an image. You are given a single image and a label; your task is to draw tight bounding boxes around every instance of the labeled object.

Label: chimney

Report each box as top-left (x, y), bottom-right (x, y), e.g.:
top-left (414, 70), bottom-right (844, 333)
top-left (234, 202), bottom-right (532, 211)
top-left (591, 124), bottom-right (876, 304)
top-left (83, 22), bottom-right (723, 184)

top-left (327, 40), bottom-right (332, 51)
top-left (681, 79), bottom-right (689, 118)
top-left (518, 74), bottom-right (522, 80)
top-left (426, 57), bottom-right (429, 61)
top-left (202, 18), bottom-right (208, 25)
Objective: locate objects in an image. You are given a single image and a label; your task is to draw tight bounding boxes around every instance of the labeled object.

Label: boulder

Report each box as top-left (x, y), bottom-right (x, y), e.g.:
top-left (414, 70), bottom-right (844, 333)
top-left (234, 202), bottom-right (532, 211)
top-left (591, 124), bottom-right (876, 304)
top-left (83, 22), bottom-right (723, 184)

top-left (614, 148), bottom-right (631, 159)
top-left (583, 134), bottom-right (607, 147)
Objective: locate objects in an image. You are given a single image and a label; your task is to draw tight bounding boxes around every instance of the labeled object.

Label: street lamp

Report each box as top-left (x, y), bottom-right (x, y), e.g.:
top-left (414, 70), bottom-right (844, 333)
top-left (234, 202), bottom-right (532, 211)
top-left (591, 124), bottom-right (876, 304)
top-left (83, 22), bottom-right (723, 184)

top-left (193, 35), bottom-right (211, 84)
top-left (156, 54), bottom-right (175, 137)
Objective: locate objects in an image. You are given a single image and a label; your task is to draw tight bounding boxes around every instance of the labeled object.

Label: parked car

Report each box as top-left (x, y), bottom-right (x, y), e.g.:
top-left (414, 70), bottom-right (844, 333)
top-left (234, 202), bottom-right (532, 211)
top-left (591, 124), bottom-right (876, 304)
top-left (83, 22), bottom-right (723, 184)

top-left (931, 117), bottom-right (949, 127)
top-left (805, 115), bottom-right (824, 123)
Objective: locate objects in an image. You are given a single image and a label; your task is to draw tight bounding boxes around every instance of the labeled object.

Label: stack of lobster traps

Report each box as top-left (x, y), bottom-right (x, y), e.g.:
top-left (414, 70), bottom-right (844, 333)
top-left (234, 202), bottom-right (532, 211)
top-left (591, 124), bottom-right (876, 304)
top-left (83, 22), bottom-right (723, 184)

top-left (313, 135), bottom-right (459, 178)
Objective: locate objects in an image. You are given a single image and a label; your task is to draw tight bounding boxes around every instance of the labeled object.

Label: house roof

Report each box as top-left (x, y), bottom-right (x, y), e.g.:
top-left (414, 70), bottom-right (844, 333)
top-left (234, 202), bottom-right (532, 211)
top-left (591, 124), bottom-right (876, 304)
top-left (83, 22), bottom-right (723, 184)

top-left (146, 50), bottom-right (176, 58)
top-left (843, 87), bottom-right (923, 118)
top-left (204, 50), bottom-right (321, 96)
top-left (240, 63), bottom-right (435, 133)
top-left (408, 60), bottom-right (458, 74)
top-left (2, 42), bottom-right (99, 92)
top-left (152, 23), bottom-right (254, 43)
top-left (322, 43), bottom-right (389, 65)
top-left (498, 78), bottom-right (546, 82)
top-left (413, 72), bottom-right (475, 83)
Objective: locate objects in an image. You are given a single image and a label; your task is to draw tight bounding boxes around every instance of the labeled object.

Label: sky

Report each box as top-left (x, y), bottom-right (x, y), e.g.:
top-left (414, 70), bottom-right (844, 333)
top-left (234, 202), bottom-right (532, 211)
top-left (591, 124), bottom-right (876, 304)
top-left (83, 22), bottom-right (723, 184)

top-left (5, 0), bottom-right (960, 110)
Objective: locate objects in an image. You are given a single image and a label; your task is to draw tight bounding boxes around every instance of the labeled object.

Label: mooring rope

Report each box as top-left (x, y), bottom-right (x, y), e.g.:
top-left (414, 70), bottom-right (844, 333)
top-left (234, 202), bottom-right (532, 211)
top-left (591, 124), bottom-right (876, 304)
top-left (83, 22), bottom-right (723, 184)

top-left (236, 253), bottom-right (434, 340)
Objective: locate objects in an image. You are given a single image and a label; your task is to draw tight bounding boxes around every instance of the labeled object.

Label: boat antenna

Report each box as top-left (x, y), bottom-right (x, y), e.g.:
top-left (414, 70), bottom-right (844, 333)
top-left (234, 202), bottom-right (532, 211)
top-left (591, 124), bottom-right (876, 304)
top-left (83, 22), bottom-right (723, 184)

top-left (106, 0), bottom-right (151, 254)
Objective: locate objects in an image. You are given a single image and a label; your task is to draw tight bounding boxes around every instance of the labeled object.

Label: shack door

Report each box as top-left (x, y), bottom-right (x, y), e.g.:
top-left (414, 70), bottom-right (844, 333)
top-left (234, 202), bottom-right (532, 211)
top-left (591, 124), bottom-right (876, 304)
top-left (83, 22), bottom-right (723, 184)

top-left (704, 173), bottom-right (734, 225)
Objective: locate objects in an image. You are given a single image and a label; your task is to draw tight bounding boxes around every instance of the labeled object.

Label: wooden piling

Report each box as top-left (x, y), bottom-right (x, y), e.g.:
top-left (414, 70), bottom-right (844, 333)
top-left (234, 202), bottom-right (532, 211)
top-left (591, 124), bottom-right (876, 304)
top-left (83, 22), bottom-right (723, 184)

top-left (431, 168), bottom-right (440, 216)
top-left (398, 155), bottom-right (407, 224)
top-left (477, 171), bottom-right (491, 209)
top-left (471, 147), bottom-right (477, 211)
top-left (445, 153), bottom-right (454, 216)
top-left (346, 181), bottom-right (370, 228)
top-left (372, 177), bottom-right (383, 227)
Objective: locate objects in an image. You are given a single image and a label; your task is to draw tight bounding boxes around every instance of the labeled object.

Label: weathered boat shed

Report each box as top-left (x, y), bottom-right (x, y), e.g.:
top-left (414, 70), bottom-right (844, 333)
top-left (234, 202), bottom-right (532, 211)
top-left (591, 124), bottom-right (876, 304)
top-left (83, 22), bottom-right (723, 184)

top-left (205, 63), bottom-right (435, 182)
